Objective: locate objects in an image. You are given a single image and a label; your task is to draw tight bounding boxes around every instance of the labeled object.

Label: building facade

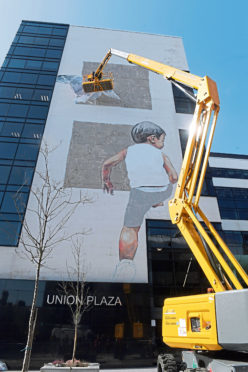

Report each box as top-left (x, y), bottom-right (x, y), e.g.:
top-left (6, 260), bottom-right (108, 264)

top-left (0, 21), bottom-right (247, 369)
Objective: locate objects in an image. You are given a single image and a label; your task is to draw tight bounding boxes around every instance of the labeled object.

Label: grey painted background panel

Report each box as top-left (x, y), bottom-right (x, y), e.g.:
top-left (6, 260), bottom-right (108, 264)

top-left (82, 62), bottom-right (152, 109)
top-left (64, 121), bottom-right (133, 189)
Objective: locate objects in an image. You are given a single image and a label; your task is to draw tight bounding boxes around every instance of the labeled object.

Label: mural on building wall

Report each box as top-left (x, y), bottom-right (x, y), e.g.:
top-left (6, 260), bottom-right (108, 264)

top-left (101, 121), bottom-right (177, 281)
top-left (64, 119), bottom-right (177, 282)
top-left (57, 62), bottom-right (152, 109)
top-left (44, 30), bottom-right (183, 284)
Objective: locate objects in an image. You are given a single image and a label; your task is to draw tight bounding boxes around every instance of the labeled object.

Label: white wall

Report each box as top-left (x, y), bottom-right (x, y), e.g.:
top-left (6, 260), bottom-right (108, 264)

top-left (0, 26), bottom-right (221, 283)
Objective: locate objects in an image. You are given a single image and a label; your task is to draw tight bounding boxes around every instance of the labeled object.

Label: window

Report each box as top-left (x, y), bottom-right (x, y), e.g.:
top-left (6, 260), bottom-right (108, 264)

top-left (0, 122), bottom-right (23, 137)
top-left (217, 199), bottom-right (235, 208)
top-left (0, 142), bottom-right (18, 159)
top-left (14, 88), bottom-right (33, 100)
top-left (42, 61), bottom-right (59, 71)
top-left (22, 124), bottom-right (44, 138)
top-left (172, 83), bottom-right (196, 114)
top-left (45, 49), bottom-right (62, 59)
top-left (0, 103), bottom-right (10, 116)
top-left (49, 38), bottom-right (64, 47)
top-left (34, 37), bottom-right (49, 46)
top-left (179, 129), bottom-right (188, 155)
top-left (38, 26), bottom-right (52, 35)
top-left (8, 59), bottom-right (26, 68)
top-left (23, 25), bottom-right (39, 33)
top-left (37, 74), bottom-right (56, 86)
top-left (27, 105), bottom-right (48, 119)
top-left (29, 48), bottom-right (46, 58)
top-left (9, 166), bottom-right (34, 186)
top-left (18, 36), bottom-right (35, 44)
top-left (0, 221), bottom-right (21, 246)
top-left (2, 58), bottom-right (10, 67)
top-left (0, 87), bottom-right (16, 99)
top-left (52, 28), bottom-right (67, 36)
top-left (19, 73), bottom-right (38, 84)
top-left (1, 191), bottom-right (28, 213)
top-left (16, 143), bottom-right (39, 161)
top-left (0, 165), bottom-right (11, 184)
top-left (220, 209), bottom-right (237, 219)
top-left (8, 104), bottom-right (29, 118)
top-left (13, 47), bottom-right (32, 56)
top-left (33, 89), bottom-right (51, 101)
top-left (26, 60), bottom-right (42, 70)
top-left (2, 72), bottom-right (21, 83)
top-left (238, 210), bottom-right (248, 220)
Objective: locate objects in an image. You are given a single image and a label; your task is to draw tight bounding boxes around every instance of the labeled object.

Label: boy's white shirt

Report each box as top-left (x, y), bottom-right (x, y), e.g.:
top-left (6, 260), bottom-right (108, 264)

top-left (125, 143), bottom-right (170, 189)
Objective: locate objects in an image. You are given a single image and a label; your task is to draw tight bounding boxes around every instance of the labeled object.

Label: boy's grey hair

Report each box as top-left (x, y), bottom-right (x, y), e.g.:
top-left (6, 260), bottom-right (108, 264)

top-left (131, 121), bottom-right (165, 143)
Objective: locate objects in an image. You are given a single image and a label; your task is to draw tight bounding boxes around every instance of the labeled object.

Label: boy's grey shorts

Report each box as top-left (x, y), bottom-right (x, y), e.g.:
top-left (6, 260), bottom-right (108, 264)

top-left (124, 185), bottom-right (172, 228)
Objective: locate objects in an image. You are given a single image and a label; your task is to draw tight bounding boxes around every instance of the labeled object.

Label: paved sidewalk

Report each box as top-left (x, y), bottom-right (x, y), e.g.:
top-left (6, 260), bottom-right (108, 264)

top-left (12, 370), bottom-right (157, 372)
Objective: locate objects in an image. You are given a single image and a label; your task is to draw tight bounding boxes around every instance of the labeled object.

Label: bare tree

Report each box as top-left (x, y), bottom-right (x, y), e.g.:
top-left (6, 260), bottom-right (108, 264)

top-left (15, 143), bottom-right (91, 372)
top-left (59, 238), bottom-right (92, 364)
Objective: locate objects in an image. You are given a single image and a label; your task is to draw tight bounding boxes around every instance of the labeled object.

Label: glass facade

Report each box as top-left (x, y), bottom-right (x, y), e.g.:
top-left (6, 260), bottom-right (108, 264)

top-left (0, 21), bottom-right (68, 246)
top-left (0, 280), bottom-right (153, 369)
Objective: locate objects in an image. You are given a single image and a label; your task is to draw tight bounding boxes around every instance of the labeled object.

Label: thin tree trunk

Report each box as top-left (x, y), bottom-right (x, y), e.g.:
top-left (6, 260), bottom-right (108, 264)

top-left (72, 323), bottom-right (78, 363)
top-left (22, 261), bottom-right (41, 372)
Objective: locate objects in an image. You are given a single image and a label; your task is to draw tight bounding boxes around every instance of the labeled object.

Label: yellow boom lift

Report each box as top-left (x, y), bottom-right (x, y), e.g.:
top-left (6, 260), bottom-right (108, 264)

top-left (83, 49), bottom-right (248, 371)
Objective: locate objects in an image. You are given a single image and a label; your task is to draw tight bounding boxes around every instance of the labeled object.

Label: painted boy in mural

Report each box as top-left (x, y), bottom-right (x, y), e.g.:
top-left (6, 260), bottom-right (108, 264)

top-left (102, 121), bottom-right (178, 281)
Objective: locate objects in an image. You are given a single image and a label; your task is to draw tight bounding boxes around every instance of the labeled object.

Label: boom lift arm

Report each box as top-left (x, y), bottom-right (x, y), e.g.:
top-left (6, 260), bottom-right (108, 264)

top-left (83, 48), bottom-right (248, 294)
top-left (83, 49), bottom-right (248, 357)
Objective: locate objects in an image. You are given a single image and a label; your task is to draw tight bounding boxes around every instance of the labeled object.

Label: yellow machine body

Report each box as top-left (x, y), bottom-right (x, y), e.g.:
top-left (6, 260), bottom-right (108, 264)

top-left (162, 293), bottom-right (221, 351)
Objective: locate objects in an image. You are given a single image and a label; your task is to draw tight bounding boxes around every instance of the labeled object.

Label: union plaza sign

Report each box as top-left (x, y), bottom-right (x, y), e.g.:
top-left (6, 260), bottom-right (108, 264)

top-left (46, 294), bottom-right (123, 306)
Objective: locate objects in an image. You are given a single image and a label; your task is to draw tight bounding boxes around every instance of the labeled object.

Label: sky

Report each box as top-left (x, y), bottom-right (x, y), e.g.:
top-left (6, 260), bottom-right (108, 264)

top-left (0, 0), bottom-right (247, 155)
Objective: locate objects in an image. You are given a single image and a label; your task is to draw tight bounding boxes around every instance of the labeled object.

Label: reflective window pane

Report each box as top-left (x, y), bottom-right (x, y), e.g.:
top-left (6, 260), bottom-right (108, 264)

top-left (0, 165), bottom-right (11, 184)
top-left (26, 60), bottom-right (42, 69)
top-left (9, 166), bottom-right (34, 186)
top-left (2, 72), bottom-right (21, 83)
top-left (45, 49), bottom-right (62, 59)
top-left (23, 25), bottom-right (39, 33)
top-left (33, 89), bottom-right (51, 101)
top-left (1, 191), bottom-right (28, 213)
top-left (8, 104), bottom-right (29, 118)
top-left (20, 73), bottom-right (38, 84)
top-left (8, 59), bottom-right (26, 68)
top-left (27, 105), bottom-right (48, 119)
top-left (30, 48), bottom-right (46, 57)
top-left (38, 27), bottom-right (52, 35)
top-left (0, 221), bottom-right (21, 246)
top-left (0, 103), bottom-right (10, 116)
top-left (0, 122), bottom-right (23, 137)
top-left (16, 143), bottom-right (39, 160)
top-left (22, 124), bottom-right (44, 138)
top-left (15, 88), bottom-right (33, 100)
top-left (52, 28), bottom-right (67, 36)
top-left (37, 74), bottom-right (56, 86)
top-left (0, 87), bottom-right (16, 99)
top-left (0, 142), bottom-right (18, 159)
top-left (34, 37), bottom-right (49, 46)
top-left (49, 39), bottom-right (64, 47)
top-left (13, 47), bottom-right (32, 56)
top-left (18, 36), bottom-right (35, 44)
top-left (42, 61), bottom-right (59, 71)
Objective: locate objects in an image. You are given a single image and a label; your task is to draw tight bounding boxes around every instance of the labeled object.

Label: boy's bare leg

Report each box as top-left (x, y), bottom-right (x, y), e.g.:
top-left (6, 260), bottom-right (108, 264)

top-left (119, 226), bottom-right (140, 260)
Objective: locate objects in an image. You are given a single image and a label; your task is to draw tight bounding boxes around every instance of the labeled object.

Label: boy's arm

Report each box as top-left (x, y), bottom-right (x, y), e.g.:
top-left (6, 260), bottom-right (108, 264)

top-left (162, 153), bottom-right (178, 184)
top-left (102, 148), bottom-right (127, 194)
